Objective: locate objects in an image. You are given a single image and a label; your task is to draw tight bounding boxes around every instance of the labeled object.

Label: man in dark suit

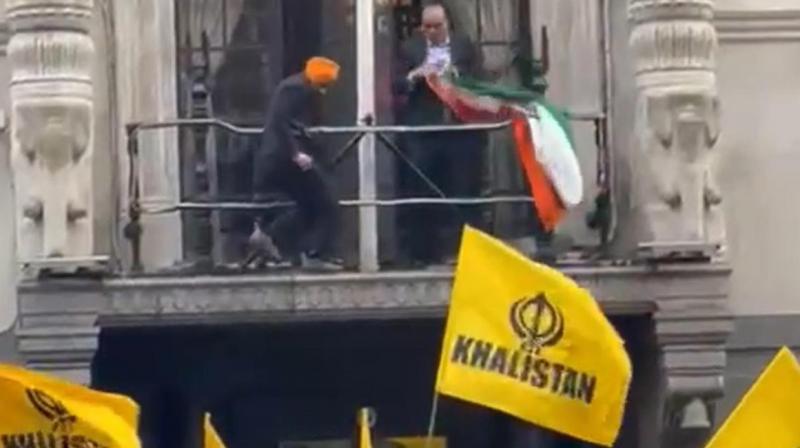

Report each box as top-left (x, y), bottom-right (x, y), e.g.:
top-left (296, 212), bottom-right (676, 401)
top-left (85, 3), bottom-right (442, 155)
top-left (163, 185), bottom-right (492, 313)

top-left (395, 2), bottom-right (487, 267)
top-left (249, 56), bottom-right (343, 272)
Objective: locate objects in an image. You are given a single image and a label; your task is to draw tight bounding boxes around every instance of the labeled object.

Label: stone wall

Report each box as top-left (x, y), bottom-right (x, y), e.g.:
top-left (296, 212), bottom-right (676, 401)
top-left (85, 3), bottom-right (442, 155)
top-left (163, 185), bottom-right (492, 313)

top-left (718, 316), bottom-right (800, 429)
top-left (714, 1), bottom-right (800, 316)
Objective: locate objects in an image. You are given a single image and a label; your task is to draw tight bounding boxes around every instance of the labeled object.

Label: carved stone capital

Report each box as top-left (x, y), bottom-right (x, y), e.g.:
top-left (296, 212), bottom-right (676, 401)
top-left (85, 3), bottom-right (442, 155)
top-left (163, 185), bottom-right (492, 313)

top-left (629, 0), bottom-right (725, 252)
top-left (7, 0), bottom-right (93, 33)
top-left (7, 0), bottom-right (96, 265)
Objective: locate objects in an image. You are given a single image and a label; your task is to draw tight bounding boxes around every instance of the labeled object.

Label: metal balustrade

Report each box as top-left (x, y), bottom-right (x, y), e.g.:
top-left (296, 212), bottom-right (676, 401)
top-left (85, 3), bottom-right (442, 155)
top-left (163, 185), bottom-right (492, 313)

top-left (124, 113), bottom-right (609, 273)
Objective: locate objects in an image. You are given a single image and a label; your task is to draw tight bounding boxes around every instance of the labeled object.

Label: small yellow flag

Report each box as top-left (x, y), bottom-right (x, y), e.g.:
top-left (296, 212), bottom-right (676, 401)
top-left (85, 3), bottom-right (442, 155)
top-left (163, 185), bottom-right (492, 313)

top-left (0, 363), bottom-right (140, 448)
top-left (388, 437), bottom-right (446, 448)
top-left (435, 227), bottom-right (631, 446)
top-left (204, 413), bottom-right (226, 448)
top-left (705, 347), bottom-right (800, 448)
top-left (358, 408), bottom-right (373, 448)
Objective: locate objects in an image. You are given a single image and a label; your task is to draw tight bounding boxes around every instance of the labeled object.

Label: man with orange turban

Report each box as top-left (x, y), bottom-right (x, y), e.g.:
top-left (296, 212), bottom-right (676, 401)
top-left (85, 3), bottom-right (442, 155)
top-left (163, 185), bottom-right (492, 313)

top-left (249, 56), bottom-right (343, 272)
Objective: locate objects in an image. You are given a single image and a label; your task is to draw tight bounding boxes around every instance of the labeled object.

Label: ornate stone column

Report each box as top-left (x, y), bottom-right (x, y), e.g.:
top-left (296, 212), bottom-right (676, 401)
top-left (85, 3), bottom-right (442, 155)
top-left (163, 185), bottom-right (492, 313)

top-left (1, 14), bottom-right (19, 334)
top-left (630, 0), bottom-right (725, 256)
top-left (629, 2), bottom-right (733, 446)
top-left (7, 0), bottom-right (96, 263)
top-left (7, 0), bottom-right (99, 382)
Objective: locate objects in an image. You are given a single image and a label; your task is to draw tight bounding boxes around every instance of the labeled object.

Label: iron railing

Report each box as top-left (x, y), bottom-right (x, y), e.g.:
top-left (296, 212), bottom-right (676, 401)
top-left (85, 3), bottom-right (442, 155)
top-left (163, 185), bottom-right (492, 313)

top-left (124, 113), bottom-right (609, 273)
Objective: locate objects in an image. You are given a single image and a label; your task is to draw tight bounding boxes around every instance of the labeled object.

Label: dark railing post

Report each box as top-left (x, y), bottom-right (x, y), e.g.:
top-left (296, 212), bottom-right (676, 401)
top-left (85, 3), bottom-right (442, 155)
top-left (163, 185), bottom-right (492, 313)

top-left (123, 124), bottom-right (143, 273)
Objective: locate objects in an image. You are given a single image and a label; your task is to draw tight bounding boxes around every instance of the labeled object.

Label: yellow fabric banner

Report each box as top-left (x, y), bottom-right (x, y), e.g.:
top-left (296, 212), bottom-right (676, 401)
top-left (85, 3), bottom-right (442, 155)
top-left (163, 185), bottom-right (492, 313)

top-left (434, 227), bottom-right (631, 446)
top-left (388, 437), bottom-right (446, 448)
top-left (706, 347), bottom-right (800, 448)
top-left (204, 413), bottom-right (226, 448)
top-left (358, 408), bottom-right (373, 448)
top-left (0, 363), bottom-right (140, 448)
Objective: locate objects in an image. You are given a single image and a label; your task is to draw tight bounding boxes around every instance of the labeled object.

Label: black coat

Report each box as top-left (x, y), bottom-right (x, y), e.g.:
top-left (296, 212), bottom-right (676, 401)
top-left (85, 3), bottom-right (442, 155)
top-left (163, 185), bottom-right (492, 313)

top-left (253, 73), bottom-right (321, 193)
top-left (394, 33), bottom-right (484, 125)
top-left (259, 72), bottom-right (318, 161)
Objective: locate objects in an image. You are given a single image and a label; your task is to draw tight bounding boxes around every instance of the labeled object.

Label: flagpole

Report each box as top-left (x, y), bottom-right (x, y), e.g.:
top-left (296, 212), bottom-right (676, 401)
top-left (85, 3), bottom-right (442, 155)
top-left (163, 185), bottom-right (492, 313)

top-left (425, 393), bottom-right (440, 448)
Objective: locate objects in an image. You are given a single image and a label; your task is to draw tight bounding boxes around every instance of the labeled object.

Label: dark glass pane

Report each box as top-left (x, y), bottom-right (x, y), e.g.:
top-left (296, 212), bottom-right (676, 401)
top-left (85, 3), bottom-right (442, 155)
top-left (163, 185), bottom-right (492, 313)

top-left (174, 0), bottom-right (357, 270)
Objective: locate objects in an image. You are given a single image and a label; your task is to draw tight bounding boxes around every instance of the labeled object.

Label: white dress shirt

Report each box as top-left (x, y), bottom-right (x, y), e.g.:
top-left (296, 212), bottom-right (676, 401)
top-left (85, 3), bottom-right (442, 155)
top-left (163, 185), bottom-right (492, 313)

top-left (425, 38), bottom-right (452, 75)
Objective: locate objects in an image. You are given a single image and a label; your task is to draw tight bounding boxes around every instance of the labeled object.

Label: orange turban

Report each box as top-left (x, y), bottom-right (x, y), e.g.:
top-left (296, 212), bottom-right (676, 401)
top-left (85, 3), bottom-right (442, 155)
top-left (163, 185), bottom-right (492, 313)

top-left (305, 57), bottom-right (340, 86)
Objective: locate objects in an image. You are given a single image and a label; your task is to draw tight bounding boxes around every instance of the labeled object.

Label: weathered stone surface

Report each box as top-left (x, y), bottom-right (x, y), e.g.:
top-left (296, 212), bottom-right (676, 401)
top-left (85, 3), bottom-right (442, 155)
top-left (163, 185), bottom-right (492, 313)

top-left (630, 0), bottom-right (725, 251)
top-left (7, 0), bottom-right (95, 261)
top-left (629, 4), bottom-right (733, 443)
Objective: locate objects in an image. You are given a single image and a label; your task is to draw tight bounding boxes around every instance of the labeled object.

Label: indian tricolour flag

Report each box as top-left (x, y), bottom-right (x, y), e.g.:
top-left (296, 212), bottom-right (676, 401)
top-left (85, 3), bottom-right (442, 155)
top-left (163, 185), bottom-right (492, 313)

top-left (426, 74), bottom-right (583, 232)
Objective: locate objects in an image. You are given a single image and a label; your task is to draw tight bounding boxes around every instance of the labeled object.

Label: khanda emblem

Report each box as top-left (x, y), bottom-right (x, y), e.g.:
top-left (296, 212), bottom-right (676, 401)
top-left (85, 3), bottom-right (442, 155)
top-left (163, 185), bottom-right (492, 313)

top-left (510, 293), bottom-right (565, 354)
top-left (26, 388), bottom-right (77, 433)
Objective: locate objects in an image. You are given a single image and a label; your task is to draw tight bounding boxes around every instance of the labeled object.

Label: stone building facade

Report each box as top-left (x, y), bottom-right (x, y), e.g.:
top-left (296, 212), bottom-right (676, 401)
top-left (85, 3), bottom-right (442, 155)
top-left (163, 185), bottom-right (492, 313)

top-left (0, 0), bottom-right (799, 447)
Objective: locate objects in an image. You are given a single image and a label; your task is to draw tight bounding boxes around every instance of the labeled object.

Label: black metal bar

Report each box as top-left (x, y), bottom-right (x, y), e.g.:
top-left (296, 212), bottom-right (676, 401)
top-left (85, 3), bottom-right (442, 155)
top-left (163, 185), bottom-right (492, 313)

top-left (221, 0), bottom-right (228, 48)
top-left (140, 196), bottom-right (536, 214)
top-left (475, 0), bottom-right (483, 45)
top-left (331, 132), bottom-right (367, 165)
top-left (127, 118), bottom-right (512, 137)
top-left (123, 125), bottom-right (143, 273)
top-left (373, 131), bottom-right (471, 228)
top-left (374, 132), bottom-right (448, 201)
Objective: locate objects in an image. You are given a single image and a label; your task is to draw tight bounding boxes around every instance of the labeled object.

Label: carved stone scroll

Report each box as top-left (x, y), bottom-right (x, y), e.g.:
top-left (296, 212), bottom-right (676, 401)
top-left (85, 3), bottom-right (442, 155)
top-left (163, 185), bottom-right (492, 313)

top-left (7, 0), bottom-right (95, 260)
top-left (630, 0), bottom-right (725, 251)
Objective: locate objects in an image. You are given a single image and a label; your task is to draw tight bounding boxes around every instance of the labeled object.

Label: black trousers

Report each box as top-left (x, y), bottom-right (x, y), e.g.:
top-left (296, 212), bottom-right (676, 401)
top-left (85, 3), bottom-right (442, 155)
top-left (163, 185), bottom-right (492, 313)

top-left (398, 130), bottom-right (486, 263)
top-left (255, 155), bottom-right (339, 258)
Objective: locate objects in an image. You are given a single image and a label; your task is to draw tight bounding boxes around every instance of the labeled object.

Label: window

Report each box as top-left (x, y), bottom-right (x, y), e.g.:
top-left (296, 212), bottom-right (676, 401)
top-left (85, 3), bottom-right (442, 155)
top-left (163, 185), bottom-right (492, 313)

top-left (398, 1), bottom-right (611, 248)
top-left (174, 0), bottom-right (358, 267)
top-left (470, 0), bottom-right (609, 248)
top-left (170, 0), bottom-right (611, 271)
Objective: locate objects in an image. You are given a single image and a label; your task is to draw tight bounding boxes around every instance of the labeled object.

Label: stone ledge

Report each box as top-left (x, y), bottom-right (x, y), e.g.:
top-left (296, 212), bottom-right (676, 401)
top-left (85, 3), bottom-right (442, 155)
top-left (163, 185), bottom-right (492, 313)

top-left (16, 264), bottom-right (731, 327)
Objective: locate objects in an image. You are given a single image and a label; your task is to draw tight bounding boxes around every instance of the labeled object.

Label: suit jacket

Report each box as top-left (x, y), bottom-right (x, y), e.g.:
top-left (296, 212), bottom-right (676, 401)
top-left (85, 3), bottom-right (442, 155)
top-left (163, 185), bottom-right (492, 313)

top-left (260, 72), bottom-right (318, 161)
top-left (395, 32), bottom-right (484, 126)
top-left (253, 72), bottom-right (321, 193)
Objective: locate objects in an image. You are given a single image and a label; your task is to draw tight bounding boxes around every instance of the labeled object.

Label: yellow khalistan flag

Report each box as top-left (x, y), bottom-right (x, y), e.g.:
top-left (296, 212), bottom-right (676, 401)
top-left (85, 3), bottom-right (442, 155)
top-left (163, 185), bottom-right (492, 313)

top-left (0, 363), bottom-right (140, 448)
top-left (435, 227), bottom-right (631, 446)
top-left (357, 408), bottom-right (373, 448)
top-left (706, 347), bottom-right (800, 448)
top-left (204, 413), bottom-right (226, 448)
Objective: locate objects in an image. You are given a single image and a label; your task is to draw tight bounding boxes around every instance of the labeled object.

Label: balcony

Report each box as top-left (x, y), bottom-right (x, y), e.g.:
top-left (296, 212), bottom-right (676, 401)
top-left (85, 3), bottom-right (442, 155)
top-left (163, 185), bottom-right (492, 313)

top-left (12, 0), bottom-right (732, 372)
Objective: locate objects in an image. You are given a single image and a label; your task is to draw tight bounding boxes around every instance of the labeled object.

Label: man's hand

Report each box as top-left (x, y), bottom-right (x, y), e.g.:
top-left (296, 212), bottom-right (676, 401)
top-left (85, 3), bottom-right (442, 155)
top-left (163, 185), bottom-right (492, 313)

top-left (293, 151), bottom-right (314, 171)
top-left (407, 64), bottom-right (436, 83)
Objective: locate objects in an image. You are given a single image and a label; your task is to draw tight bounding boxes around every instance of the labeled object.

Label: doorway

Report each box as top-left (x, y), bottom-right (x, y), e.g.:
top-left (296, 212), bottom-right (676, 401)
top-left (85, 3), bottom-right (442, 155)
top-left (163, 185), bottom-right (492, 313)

top-left (92, 316), bottom-right (655, 448)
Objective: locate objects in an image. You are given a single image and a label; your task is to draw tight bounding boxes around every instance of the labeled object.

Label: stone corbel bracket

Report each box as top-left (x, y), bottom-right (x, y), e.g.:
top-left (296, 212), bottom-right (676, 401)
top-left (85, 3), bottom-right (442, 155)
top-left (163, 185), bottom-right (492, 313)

top-left (651, 264), bottom-right (733, 447)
